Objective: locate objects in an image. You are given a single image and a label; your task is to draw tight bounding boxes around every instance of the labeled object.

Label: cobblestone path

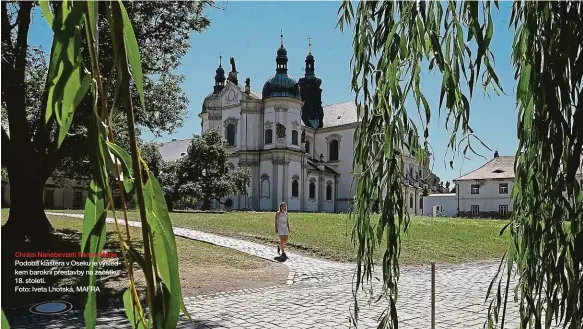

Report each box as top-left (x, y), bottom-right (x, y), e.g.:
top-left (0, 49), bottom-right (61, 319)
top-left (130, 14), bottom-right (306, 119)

top-left (7, 213), bottom-right (564, 329)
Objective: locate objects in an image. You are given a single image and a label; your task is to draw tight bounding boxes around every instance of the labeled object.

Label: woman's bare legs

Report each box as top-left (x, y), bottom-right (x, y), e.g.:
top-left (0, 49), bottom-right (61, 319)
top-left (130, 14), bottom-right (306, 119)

top-left (279, 235), bottom-right (288, 254)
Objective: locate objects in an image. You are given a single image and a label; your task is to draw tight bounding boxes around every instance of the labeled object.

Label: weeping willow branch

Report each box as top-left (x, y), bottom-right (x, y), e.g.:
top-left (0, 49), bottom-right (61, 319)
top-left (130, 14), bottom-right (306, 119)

top-left (339, 1), bottom-right (581, 329)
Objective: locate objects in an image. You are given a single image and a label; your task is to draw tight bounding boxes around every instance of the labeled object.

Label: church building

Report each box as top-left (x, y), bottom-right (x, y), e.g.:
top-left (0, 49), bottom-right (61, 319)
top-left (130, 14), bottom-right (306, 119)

top-left (159, 35), bottom-right (446, 213)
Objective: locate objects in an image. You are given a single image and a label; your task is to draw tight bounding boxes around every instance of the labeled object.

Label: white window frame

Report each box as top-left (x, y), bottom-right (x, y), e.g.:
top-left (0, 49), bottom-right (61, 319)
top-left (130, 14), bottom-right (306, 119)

top-left (499, 183), bottom-right (508, 194)
top-left (471, 184), bottom-right (480, 195)
top-left (471, 205), bottom-right (479, 216)
top-left (499, 205), bottom-right (508, 217)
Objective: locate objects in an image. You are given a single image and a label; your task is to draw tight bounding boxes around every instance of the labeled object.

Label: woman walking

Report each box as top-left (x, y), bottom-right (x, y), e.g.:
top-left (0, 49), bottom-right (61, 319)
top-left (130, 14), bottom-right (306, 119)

top-left (274, 202), bottom-right (290, 262)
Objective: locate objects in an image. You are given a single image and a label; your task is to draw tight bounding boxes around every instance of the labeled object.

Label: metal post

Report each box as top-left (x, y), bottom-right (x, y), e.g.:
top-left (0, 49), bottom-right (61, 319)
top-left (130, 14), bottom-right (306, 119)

top-left (431, 262), bottom-right (435, 329)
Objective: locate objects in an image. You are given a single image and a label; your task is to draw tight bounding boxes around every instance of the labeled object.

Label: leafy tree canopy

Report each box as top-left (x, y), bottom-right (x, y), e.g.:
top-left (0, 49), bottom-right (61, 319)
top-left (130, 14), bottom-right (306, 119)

top-left (161, 129), bottom-right (251, 211)
top-left (1, 0), bottom-right (214, 240)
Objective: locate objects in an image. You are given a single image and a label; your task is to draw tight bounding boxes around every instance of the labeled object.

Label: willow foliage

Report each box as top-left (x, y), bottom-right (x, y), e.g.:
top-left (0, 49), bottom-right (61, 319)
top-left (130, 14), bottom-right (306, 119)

top-left (338, 1), bottom-right (582, 329)
top-left (36, 1), bottom-right (189, 328)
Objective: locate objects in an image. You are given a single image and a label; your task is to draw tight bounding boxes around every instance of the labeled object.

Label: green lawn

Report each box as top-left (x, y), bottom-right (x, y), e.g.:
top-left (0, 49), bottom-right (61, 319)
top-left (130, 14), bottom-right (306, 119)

top-left (39, 209), bottom-right (510, 265)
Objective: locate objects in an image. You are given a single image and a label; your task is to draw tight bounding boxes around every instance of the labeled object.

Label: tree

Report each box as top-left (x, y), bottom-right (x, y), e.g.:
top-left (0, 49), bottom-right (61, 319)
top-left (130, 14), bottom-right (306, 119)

top-left (338, 1), bottom-right (582, 329)
top-left (1, 1), bottom-right (212, 242)
top-left (163, 129), bottom-right (251, 211)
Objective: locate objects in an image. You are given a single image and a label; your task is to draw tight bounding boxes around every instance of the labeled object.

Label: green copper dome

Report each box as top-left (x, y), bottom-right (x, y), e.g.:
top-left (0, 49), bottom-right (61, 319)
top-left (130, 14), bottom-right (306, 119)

top-left (262, 38), bottom-right (300, 100)
top-left (262, 72), bottom-right (300, 100)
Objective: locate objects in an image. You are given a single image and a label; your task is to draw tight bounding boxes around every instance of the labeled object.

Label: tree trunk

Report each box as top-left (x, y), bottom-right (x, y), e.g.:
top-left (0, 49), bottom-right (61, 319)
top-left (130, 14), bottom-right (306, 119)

top-left (2, 164), bottom-right (54, 244)
top-left (165, 194), bottom-right (174, 212)
top-left (201, 197), bottom-right (212, 211)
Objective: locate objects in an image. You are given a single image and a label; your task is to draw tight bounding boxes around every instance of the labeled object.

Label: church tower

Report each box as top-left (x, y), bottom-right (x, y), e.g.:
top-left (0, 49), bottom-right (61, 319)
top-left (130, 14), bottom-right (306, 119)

top-left (298, 37), bottom-right (324, 129)
top-left (200, 56), bottom-right (227, 133)
top-left (213, 56), bottom-right (226, 94)
top-left (260, 32), bottom-right (304, 210)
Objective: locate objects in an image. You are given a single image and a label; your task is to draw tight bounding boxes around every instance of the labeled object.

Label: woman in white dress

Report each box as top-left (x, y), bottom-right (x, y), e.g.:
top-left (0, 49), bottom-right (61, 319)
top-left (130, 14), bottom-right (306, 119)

top-left (274, 202), bottom-right (290, 261)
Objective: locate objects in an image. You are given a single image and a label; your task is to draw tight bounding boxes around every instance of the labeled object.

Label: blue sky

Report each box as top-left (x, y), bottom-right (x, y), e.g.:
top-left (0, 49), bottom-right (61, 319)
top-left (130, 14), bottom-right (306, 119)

top-left (29, 1), bottom-right (519, 184)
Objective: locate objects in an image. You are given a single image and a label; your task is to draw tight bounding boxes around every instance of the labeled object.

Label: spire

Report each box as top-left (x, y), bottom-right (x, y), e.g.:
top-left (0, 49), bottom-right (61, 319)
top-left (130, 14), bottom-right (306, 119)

top-left (276, 32), bottom-right (288, 73)
top-left (298, 37), bottom-right (323, 129)
top-left (214, 54), bottom-right (225, 94)
top-left (304, 37), bottom-right (315, 76)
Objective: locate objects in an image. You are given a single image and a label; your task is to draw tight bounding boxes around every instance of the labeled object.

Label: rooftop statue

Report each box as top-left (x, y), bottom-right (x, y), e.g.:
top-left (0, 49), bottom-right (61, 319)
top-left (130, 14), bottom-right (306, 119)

top-left (228, 57), bottom-right (238, 85)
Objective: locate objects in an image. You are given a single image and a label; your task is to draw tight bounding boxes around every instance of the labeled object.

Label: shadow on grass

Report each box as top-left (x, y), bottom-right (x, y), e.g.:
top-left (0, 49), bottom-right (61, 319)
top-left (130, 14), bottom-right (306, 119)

top-left (1, 228), bottom-right (144, 319)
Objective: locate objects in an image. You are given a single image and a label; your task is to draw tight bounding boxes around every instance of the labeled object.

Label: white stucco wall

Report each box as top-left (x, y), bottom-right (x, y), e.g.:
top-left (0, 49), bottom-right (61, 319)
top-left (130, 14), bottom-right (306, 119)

top-left (305, 175), bottom-right (319, 212)
top-left (286, 161), bottom-right (302, 211)
top-left (314, 126), bottom-right (356, 204)
top-left (455, 179), bottom-right (513, 217)
top-left (422, 194), bottom-right (457, 217)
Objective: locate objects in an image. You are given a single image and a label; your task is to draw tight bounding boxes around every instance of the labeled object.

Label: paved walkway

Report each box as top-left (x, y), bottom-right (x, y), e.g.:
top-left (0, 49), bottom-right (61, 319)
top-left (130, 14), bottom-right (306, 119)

top-left (7, 213), bottom-right (564, 328)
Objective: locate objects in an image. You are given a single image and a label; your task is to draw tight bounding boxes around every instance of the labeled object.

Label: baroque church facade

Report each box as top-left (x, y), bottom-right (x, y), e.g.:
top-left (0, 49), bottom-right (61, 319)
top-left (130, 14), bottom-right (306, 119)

top-left (159, 36), bottom-right (446, 213)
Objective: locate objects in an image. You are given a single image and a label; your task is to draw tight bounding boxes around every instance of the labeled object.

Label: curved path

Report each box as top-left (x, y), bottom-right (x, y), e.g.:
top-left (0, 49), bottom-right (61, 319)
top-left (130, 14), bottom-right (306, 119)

top-left (7, 212), bottom-right (564, 329)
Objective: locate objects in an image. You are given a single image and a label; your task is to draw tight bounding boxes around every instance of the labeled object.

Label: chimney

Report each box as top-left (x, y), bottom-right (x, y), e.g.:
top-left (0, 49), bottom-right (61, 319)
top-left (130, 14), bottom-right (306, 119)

top-left (494, 151), bottom-right (499, 158)
top-left (172, 138), bottom-right (177, 142)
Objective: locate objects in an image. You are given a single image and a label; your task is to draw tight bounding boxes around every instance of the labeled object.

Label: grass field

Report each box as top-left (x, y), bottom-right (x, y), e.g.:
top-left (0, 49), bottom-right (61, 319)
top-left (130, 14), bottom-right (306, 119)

top-left (36, 209), bottom-right (510, 265)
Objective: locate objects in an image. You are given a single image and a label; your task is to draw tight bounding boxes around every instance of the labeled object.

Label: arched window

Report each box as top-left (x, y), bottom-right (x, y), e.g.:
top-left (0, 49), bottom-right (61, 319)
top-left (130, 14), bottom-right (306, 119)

top-left (265, 129), bottom-right (273, 144)
top-left (292, 180), bottom-right (299, 198)
top-left (326, 182), bottom-right (333, 201)
top-left (292, 130), bottom-right (299, 145)
top-left (261, 174), bottom-right (270, 198)
top-left (309, 182), bottom-right (316, 199)
top-left (409, 194), bottom-right (414, 208)
top-left (305, 141), bottom-right (311, 154)
top-left (329, 139), bottom-right (339, 161)
top-left (226, 124), bottom-right (236, 146)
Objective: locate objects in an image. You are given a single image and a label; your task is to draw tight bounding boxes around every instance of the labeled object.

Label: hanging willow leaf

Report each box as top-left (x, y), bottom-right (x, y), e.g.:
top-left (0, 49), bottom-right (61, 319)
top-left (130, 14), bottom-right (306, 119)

top-left (42, 0), bottom-right (86, 147)
top-left (38, 0), bottom-right (53, 27)
top-left (1, 309), bottom-right (9, 329)
top-left (81, 180), bottom-right (107, 329)
top-left (123, 289), bottom-right (147, 329)
top-left (118, 1), bottom-right (145, 110)
top-left (107, 142), bottom-right (136, 197)
top-left (142, 174), bottom-right (183, 329)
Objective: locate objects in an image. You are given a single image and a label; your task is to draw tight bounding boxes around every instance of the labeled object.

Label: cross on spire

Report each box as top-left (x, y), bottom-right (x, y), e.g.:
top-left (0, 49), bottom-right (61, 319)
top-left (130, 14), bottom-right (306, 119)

top-left (219, 53), bottom-right (222, 67)
top-left (308, 36), bottom-right (312, 54)
top-left (280, 30), bottom-right (284, 46)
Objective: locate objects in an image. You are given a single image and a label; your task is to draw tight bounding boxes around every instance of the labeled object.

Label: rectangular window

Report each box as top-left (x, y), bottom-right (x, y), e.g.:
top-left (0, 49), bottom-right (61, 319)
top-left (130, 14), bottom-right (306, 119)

top-left (471, 184), bottom-right (480, 194)
top-left (471, 205), bottom-right (479, 216)
top-left (44, 189), bottom-right (54, 207)
top-left (499, 183), bottom-right (508, 194)
top-left (74, 191), bottom-right (83, 207)
top-left (499, 205), bottom-right (508, 217)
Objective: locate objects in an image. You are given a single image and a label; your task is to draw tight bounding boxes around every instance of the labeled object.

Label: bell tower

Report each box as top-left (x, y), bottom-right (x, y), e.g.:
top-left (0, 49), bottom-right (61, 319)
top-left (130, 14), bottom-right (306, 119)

top-left (298, 37), bottom-right (324, 129)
